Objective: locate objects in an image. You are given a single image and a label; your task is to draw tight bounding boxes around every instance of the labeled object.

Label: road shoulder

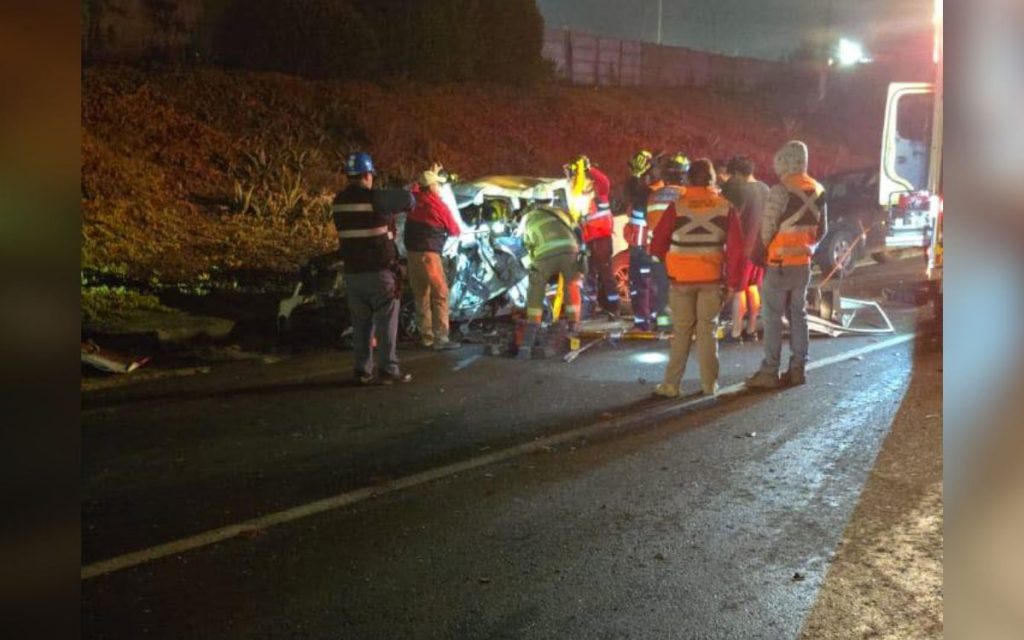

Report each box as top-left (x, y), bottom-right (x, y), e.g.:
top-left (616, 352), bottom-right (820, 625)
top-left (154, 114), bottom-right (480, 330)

top-left (800, 328), bottom-right (943, 639)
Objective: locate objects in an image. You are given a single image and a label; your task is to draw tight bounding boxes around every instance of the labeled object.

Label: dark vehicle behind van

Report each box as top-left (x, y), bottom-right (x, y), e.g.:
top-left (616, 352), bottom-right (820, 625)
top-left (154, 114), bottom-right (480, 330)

top-left (815, 166), bottom-right (890, 273)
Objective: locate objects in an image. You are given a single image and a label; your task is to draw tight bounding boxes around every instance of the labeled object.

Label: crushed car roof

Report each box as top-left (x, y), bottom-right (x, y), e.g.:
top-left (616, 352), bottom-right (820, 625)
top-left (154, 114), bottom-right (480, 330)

top-left (452, 175), bottom-right (567, 207)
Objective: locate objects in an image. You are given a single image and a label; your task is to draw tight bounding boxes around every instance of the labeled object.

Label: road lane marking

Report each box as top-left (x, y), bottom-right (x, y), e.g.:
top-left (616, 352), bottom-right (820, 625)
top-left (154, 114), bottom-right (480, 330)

top-left (82, 332), bottom-right (916, 580)
top-left (453, 354), bottom-right (482, 371)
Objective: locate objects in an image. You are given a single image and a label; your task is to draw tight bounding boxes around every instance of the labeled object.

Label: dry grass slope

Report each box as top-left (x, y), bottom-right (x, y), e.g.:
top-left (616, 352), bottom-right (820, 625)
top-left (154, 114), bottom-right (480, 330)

top-left (82, 66), bottom-right (872, 283)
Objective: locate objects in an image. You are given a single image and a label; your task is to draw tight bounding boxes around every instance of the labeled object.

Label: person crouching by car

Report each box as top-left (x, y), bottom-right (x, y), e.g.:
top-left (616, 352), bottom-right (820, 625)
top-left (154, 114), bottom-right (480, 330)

top-left (405, 165), bottom-right (463, 350)
top-left (649, 158), bottom-right (737, 398)
top-left (518, 184), bottom-right (585, 359)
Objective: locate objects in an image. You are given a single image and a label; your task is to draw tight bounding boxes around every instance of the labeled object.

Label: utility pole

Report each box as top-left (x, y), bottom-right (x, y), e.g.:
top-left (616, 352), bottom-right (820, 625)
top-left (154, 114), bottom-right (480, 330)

top-left (656, 0), bottom-right (663, 45)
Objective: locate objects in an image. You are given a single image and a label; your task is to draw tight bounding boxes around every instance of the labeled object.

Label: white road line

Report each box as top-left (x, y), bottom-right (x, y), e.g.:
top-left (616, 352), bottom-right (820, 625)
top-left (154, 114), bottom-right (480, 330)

top-left (453, 354), bottom-right (482, 371)
top-left (82, 332), bottom-right (916, 580)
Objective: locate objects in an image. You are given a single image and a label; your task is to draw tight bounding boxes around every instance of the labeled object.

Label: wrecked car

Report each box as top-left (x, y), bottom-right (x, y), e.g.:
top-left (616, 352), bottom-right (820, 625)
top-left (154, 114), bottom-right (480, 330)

top-left (277, 175), bottom-right (582, 341)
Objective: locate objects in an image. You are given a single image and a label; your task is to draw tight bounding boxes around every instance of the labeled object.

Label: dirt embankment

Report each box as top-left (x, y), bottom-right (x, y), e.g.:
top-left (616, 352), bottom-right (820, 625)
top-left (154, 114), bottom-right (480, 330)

top-left (82, 66), bottom-right (874, 284)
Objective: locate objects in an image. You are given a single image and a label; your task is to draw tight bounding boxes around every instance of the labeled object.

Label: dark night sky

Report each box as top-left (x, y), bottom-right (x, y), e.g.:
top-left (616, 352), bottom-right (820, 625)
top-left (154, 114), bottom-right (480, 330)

top-left (537, 0), bottom-right (933, 60)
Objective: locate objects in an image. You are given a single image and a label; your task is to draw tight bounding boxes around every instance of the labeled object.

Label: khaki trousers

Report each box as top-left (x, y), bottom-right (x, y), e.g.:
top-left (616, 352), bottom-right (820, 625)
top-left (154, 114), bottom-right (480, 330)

top-left (661, 283), bottom-right (723, 393)
top-left (407, 251), bottom-right (450, 343)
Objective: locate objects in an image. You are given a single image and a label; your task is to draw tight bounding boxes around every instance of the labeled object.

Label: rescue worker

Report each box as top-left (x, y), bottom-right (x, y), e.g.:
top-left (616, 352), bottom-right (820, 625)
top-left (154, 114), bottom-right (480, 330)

top-left (721, 155), bottom-right (769, 342)
top-left (623, 150), bottom-right (660, 331)
top-left (566, 155), bottom-right (618, 320)
top-left (405, 164), bottom-right (462, 350)
top-left (746, 140), bottom-right (828, 389)
top-left (518, 184), bottom-right (584, 359)
top-left (332, 152), bottom-right (415, 385)
top-left (649, 158), bottom-right (737, 397)
top-left (645, 153), bottom-right (690, 330)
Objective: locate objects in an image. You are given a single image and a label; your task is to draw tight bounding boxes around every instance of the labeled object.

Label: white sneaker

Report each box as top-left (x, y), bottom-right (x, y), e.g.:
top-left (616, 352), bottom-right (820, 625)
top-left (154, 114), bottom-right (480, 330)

top-left (653, 383), bottom-right (680, 398)
top-left (433, 338), bottom-right (461, 350)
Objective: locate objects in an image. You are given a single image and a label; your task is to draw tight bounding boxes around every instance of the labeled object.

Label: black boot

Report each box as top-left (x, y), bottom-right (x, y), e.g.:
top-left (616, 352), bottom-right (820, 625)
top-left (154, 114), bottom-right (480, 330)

top-left (517, 323), bottom-right (540, 360)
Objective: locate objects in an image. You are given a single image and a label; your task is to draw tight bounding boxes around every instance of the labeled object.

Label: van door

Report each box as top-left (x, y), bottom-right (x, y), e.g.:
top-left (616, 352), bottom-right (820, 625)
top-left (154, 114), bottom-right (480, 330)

top-left (879, 82), bottom-right (936, 249)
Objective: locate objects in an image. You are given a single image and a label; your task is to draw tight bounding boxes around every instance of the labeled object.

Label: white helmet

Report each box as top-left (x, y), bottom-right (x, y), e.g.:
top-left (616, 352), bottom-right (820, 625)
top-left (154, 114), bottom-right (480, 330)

top-left (532, 183), bottom-right (555, 202)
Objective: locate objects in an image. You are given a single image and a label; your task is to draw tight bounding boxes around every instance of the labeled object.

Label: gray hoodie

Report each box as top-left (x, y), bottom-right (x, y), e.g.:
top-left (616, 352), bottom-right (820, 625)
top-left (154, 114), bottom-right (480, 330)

top-left (758, 140), bottom-right (828, 255)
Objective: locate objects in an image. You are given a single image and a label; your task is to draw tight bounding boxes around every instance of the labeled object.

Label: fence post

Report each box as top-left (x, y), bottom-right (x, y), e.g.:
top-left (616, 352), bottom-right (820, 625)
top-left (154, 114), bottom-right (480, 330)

top-left (618, 40), bottom-right (623, 86)
top-left (564, 28), bottom-right (573, 84)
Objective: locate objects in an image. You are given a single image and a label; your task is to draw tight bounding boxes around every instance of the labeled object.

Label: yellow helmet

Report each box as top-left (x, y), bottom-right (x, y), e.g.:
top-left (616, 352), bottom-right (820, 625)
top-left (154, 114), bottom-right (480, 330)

top-left (628, 150), bottom-right (653, 177)
top-left (667, 152), bottom-right (690, 173)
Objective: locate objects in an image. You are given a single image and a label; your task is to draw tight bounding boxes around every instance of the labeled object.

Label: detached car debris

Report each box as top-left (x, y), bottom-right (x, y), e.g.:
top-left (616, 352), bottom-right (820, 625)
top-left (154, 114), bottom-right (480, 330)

top-left (81, 340), bottom-right (151, 373)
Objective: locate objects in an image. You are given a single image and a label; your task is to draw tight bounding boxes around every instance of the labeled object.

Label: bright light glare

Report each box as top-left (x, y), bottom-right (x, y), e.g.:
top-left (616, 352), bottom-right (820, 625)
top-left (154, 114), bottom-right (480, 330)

top-left (634, 352), bottom-right (668, 365)
top-left (490, 221), bottom-right (507, 234)
top-left (836, 38), bottom-right (866, 66)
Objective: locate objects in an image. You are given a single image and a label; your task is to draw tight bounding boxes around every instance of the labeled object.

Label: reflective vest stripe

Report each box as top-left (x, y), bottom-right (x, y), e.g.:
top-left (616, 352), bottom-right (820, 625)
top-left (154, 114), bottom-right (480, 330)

top-left (337, 226), bottom-right (389, 238)
top-left (665, 190), bottom-right (729, 283)
top-left (768, 180), bottom-right (824, 266)
top-left (332, 203), bottom-right (374, 213)
top-left (669, 245), bottom-right (723, 255)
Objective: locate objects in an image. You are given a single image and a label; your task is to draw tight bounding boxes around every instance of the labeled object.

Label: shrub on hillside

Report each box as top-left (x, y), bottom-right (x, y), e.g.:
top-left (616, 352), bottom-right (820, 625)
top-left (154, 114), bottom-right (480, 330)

top-left (215, 0), bottom-right (380, 79)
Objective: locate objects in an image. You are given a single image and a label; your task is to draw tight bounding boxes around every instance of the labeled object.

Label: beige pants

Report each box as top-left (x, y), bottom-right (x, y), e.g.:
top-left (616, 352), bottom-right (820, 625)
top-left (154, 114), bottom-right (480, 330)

top-left (661, 283), bottom-right (723, 393)
top-left (407, 251), bottom-right (450, 343)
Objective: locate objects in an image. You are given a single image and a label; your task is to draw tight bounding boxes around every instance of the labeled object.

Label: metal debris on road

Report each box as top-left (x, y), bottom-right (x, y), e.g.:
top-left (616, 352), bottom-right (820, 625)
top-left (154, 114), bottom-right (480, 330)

top-left (81, 340), bottom-right (151, 374)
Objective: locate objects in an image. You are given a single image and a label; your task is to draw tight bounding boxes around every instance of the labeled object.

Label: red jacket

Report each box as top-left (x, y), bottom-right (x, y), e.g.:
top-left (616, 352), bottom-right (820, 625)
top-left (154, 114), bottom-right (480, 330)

top-left (582, 166), bottom-right (613, 243)
top-left (725, 210), bottom-right (750, 290)
top-left (404, 187), bottom-right (462, 253)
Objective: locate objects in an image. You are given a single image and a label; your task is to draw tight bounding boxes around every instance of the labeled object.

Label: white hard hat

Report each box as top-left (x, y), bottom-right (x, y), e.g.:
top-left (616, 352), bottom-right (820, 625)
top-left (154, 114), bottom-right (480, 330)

top-left (532, 183), bottom-right (554, 202)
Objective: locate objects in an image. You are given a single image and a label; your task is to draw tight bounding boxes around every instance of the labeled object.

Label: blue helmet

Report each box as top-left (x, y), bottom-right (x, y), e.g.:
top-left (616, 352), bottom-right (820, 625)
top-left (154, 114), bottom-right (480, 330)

top-left (345, 152), bottom-right (375, 176)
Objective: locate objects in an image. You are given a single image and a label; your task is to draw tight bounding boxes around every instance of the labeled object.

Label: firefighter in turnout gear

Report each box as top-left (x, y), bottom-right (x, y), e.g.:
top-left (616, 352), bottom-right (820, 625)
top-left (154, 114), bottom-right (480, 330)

top-left (518, 184), bottom-right (584, 359)
top-left (565, 155), bottom-right (619, 320)
top-left (646, 153), bottom-right (690, 330)
top-left (746, 140), bottom-right (828, 389)
top-left (623, 150), bottom-right (660, 331)
top-left (332, 152), bottom-right (416, 385)
top-left (649, 158), bottom-right (737, 398)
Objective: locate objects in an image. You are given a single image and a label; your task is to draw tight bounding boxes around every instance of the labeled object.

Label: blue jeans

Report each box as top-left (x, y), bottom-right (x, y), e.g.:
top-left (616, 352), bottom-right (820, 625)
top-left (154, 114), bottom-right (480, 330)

top-left (760, 264), bottom-right (812, 373)
top-left (345, 270), bottom-right (401, 378)
top-left (629, 246), bottom-right (653, 328)
top-left (650, 259), bottom-right (669, 321)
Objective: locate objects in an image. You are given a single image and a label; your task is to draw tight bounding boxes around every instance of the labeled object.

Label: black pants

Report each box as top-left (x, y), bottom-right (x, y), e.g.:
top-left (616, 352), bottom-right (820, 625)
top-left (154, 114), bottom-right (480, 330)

top-left (587, 236), bottom-right (619, 314)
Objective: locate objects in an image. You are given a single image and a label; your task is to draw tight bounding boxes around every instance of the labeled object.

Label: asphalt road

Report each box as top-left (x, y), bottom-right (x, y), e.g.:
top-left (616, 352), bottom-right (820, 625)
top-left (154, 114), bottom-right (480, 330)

top-left (81, 258), bottom-right (942, 638)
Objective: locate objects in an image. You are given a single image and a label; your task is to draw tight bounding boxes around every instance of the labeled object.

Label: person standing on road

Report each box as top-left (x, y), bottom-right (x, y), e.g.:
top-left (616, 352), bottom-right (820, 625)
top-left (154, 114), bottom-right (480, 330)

top-left (650, 159), bottom-right (736, 397)
top-left (518, 185), bottom-right (584, 359)
top-left (722, 155), bottom-right (769, 342)
top-left (746, 140), bottom-right (828, 389)
top-left (645, 152), bottom-right (690, 331)
top-left (333, 152), bottom-right (415, 385)
top-left (623, 150), bottom-right (661, 331)
top-left (405, 164), bottom-right (462, 351)
top-left (566, 155), bottom-right (619, 321)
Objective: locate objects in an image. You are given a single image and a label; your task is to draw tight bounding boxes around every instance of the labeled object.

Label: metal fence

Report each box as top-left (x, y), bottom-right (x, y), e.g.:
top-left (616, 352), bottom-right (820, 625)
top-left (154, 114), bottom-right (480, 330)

top-left (542, 27), bottom-right (814, 92)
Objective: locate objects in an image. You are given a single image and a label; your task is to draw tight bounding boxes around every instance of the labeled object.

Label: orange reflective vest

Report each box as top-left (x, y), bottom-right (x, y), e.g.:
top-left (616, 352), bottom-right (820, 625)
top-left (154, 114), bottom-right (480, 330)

top-left (645, 184), bottom-right (684, 246)
top-left (666, 186), bottom-right (731, 284)
top-left (767, 175), bottom-right (826, 267)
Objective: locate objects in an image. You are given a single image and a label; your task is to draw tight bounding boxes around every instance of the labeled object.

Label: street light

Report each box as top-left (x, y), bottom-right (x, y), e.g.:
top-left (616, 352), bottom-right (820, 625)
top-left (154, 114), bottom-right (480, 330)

top-left (836, 38), bottom-right (868, 66)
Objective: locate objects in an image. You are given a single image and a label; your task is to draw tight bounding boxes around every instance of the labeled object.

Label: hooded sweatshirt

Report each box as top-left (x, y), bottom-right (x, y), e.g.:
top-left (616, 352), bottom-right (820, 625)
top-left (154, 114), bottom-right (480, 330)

top-left (404, 186), bottom-right (462, 253)
top-left (758, 140), bottom-right (827, 255)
